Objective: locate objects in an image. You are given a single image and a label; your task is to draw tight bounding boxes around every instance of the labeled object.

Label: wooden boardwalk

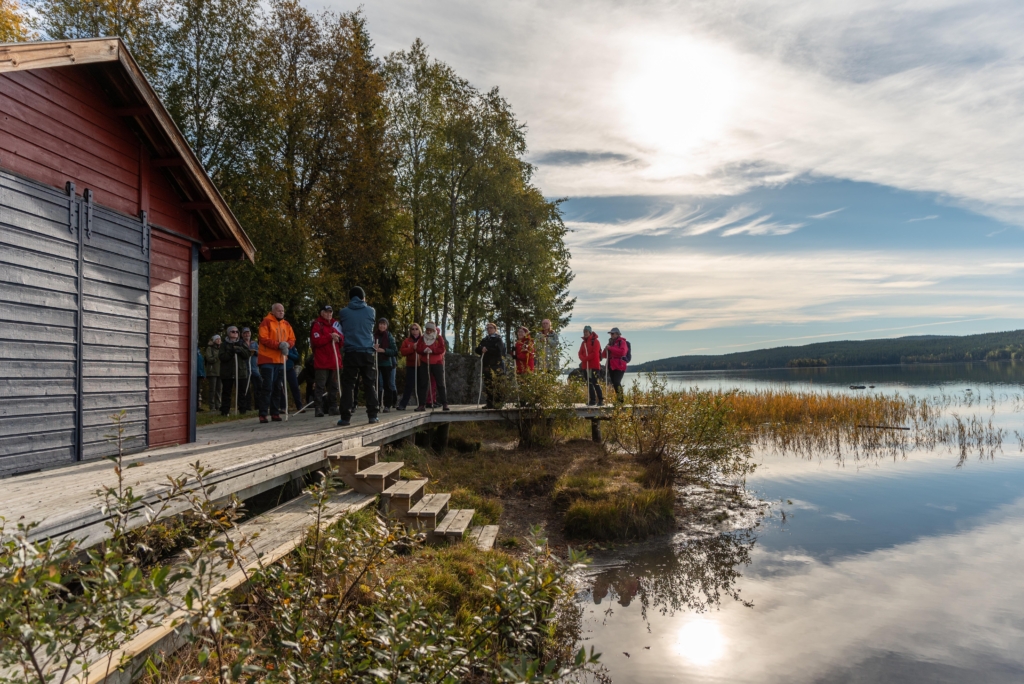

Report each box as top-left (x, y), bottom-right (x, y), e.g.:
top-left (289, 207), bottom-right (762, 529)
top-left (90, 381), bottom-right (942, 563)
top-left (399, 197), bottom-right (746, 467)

top-left (0, 404), bottom-right (611, 546)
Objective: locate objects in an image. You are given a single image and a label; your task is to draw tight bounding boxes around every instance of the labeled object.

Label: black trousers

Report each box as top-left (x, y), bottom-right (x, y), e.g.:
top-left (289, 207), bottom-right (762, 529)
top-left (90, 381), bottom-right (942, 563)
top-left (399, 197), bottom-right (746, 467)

top-left (586, 369), bottom-right (604, 406)
top-left (314, 368), bottom-right (339, 412)
top-left (258, 365), bottom-right (285, 417)
top-left (239, 372), bottom-right (259, 412)
top-left (482, 366), bottom-right (502, 407)
top-left (609, 369), bottom-right (625, 402)
top-left (340, 352), bottom-right (378, 420)
top-left (399, 365), bottom-right (419, 408)
top-left (219, 376), bottom-right (241, 415)
top-left (417, 363), bottom-right (447, 407)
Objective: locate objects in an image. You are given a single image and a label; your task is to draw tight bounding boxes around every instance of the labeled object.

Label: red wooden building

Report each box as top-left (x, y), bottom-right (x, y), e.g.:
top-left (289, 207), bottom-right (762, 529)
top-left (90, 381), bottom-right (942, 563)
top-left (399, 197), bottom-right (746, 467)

top-left (0, 38), bottom-right (254, 477)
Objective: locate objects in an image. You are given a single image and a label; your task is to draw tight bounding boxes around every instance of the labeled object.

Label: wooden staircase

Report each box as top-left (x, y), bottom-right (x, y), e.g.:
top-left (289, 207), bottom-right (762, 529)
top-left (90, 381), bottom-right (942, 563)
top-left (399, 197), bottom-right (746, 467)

top-left (327, 444), bottom-right (497, 549)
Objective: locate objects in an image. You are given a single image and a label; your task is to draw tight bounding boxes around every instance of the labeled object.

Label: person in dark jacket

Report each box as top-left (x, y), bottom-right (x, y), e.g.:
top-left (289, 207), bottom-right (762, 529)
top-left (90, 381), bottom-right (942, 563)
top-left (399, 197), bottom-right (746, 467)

top-left (240, 327), bottom-right (260, 413)
top-left (196, 344), bottom-right (206, 408)
top-left (474, 322), bottom-right (505, 409)
top-left (602, 327), bottom-right (629, 402)
top-left (415, 321), bottom-right (449, 412)
top-left (204, 335), bottom-right (222, 411)
top-left (374, 318), bottom-right (398, 412)
top-left (337, 287), bottom-right (379, 426)
top-left (285, 346), bottom-right (304, 412)
top-left (219, 326), bottom-right (251, 415)
top-left (310, 304), bottom-right (343, 417)
top-left (397, 323), bottom-right (423, 410)
top-left (578, 325), bottom-right (603, 406)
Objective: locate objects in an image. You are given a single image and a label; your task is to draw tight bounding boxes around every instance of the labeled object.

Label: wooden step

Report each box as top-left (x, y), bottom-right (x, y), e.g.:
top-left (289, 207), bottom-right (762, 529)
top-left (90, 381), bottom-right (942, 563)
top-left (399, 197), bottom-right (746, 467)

top-left (403, 493), bottom-right (450, 530)
top-left (353, 460), bottom-right (404, 494)
top-left (434, 508), bottom-right (475, 541)
top-left (380, 478), bottom-right (427, 517)
top-left (328, 445), bottom-right (378, 477)
top-left (466, 525), bottom-right (499, 550)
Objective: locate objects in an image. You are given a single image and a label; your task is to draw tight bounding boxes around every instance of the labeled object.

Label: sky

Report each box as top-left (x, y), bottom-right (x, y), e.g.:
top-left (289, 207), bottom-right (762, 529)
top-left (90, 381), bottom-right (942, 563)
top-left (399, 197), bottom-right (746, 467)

top-left (339, 0), bottom-right (1024, 364)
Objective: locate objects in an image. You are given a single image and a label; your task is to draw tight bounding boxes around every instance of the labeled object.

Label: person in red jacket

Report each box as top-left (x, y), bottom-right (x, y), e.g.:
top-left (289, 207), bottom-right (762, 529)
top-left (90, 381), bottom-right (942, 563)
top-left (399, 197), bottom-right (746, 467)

top-left (602, 327), bottom-right (628, 403)
top-left (514, 326), bottom-right (535, 374)
top-left (310, 303), bottom-right (343, 417)
top-left (397, 323), bottom-right (422, 410)
top-left (578, 325), bottom-right (603, 406)
top-left (415, 321), bottom-right (449, 412)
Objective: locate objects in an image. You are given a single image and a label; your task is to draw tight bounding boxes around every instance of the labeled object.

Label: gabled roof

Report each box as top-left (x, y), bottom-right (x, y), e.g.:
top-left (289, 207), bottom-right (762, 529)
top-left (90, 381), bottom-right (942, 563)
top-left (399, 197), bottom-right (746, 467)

top-left (0, 38), bottom-right (255, 262)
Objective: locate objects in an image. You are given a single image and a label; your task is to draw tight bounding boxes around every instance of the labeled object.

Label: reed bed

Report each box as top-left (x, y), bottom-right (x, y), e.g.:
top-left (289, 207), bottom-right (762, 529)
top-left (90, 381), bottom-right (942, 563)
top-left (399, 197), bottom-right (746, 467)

top-left (666, 387), bottom-right (1005, 463)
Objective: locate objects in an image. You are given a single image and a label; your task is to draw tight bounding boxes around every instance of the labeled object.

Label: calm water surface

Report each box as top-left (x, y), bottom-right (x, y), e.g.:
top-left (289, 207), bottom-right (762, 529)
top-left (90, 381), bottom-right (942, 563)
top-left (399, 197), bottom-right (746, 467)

top-left (581, 363), bottom-right (1024, 683)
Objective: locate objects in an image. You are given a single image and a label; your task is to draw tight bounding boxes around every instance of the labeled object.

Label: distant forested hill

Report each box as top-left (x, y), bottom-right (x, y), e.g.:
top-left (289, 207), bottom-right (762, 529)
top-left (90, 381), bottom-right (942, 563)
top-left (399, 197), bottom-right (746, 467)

top-left (634, 330), bottom-right (1024, 372)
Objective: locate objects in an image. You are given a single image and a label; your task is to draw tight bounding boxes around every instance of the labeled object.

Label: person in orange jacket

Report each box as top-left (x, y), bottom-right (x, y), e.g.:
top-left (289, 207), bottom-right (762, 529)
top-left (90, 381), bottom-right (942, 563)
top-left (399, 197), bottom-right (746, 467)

top-left (414, 321), bottom-right (449, 412)
top-left (578, 325), bottom-right (603, 406)
top-left (514, 326), bottom-right (535, 374)
top-left (397, 322), bottom-right (423, 410)
top-left (257, 302), bottom-right (296, 422)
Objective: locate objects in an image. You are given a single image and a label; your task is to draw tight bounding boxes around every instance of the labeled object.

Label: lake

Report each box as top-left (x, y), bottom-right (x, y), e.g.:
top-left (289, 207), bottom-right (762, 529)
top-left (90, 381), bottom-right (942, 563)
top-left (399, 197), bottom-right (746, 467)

top-left (579, 363), bottom-right (1024, 683)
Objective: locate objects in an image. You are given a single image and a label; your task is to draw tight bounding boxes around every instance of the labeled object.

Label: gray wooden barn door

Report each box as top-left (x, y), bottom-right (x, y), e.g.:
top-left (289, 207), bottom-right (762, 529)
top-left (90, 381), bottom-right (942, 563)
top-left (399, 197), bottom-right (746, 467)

top-left (0, 170), bottom-right (149, 476)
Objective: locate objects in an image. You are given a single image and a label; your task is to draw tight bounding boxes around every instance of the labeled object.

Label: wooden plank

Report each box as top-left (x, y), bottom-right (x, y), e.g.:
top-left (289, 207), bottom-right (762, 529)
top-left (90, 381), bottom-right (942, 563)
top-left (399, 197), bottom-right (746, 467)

top-left (82, 279), bottom-right (148, 306)
top-left (0, 395), bottom-right (76, 418)
top-left (149, 412), bottom-right (187, 430)
top-left (467, 525), bottom-right (499, 550)
top-left (82, 296), bottom-right (147, 319)
top-left (150, 346), bottom-right (188, 363)
top-left (2, 359), bottom-right (76, 379)
top-left (82, 391), bottom-right (148, 410)
top-left (149, 305), bottom-right (189, 324)
top-left (149, 277), bottom-right (188, 299)
top-left (0, 412), bottom-right (76, 438)
top-left (83, 377), bottom-right (148, 394)
top-left (82, 345), bottom-right (148, 363)
top-left (0, 446), bottom-right (75, 477)
top-left (436, 509), bottom-right (474, 538)
top-left (149, 291), bottom-right (188, 312)
top-left (381, 478), bottom-right (427, 499)
top-left (149, 249), bottom-right (189, 271)
top-left (82, 361), bottom-right (148, 378)
top-left (148, 332), bottom-right (188, 349)
top-left (0, 320), bottom-right (75, 344)
top-left (83, 262), bottom-right (149, 292)
top-left (353, 461), bottom-right (403, 479)
top-left (0, 281), bottom-right (78, 311)
top-left (148, 425), bottom-right (187, 447)
top-left (83, 406), bottom-right (146, 427)
top-left (82, 329), bottom-right (147, 348)
top-left (0, 340), bottom-right (76, 362)
top-left (0, 222), bottom-right (77, 259)
top-left (0, 299), bottom-right (76, 328)
top-left (84, 236), bottom-right (149, 270)
top-left (0, 377), bottom-right (75, 398)
top-left (0, 243), bottom-right (78, 279)
top-left (150, 317), bottom-right (187, 336)
top-left (407, 493), bottom-right (451, 517)
top-left (149, 386), bottom-right (188, 404)
top-left (83, 310), bottom-right (148, 334)
top-left (0, 427), bottom-right (75, 457)
top-left (149, 374), bottom-right (186, 389)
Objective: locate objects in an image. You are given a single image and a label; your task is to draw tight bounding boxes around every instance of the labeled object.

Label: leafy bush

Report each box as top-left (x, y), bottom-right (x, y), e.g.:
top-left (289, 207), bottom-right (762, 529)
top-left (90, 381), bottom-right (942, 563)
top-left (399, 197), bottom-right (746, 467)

top-left (608, 374), bottom-right (753, 487)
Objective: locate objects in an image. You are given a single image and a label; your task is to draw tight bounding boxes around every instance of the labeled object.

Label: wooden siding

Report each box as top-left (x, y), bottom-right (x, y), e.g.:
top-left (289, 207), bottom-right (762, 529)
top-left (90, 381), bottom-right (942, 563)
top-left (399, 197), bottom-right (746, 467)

top-left (0, 170), bottom-right (79, 475)
top-left (149, 231), bottom-right (192, 447)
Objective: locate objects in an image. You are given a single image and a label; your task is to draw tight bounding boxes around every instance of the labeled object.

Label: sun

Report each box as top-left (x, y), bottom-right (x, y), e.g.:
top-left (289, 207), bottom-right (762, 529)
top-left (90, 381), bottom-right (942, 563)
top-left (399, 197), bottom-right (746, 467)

top-left (674, 615), bottom-right (727, 667)
top-left (619, 35), bottom-right (742, 160)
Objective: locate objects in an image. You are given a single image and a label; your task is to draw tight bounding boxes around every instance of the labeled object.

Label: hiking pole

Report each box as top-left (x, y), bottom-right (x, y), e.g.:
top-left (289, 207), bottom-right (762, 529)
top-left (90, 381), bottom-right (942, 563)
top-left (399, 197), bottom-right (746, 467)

top-left (232, 356), bottom-right (239, 416)
top-left (478, 351), bottom-right (484, 406)
top-left (281, 338), bottom-right (289, 422)
top-left (332, 341), bottom-right (342, 415)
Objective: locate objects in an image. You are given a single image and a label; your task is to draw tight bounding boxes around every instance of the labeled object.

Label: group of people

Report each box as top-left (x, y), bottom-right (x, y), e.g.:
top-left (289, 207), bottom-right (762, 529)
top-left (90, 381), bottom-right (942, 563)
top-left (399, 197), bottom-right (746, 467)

top-left (197, 285), bottom-right (631, 424)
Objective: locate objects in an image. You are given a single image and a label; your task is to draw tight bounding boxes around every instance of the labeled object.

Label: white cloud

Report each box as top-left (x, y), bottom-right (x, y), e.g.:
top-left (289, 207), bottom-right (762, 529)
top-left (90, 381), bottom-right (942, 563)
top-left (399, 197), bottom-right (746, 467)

top-left (907, 215), bottom-right (940, 222)
top-left (809, 208), bottom-right (845, 219)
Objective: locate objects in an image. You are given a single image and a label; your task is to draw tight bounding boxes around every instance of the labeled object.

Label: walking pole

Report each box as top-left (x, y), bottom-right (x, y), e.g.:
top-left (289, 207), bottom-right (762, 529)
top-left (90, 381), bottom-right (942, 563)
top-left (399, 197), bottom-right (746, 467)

top-left (232, 355), bottom-right (238, 416)
top-left (281, 333), bottom-right (289, 421)
top-left (332, 341), bottom-right (342, 414)
top-left (477, 351), bottom-right (484, 406)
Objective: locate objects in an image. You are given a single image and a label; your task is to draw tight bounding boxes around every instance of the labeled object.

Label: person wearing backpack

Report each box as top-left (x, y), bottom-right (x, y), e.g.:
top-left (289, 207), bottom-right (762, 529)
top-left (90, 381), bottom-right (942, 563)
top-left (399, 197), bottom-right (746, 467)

top-left (603, 327), bottom-right (630, 403)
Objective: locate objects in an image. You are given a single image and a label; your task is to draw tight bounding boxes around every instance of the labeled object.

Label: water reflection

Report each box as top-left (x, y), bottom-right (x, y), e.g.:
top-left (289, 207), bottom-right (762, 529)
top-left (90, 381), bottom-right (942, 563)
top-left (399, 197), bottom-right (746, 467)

top-left (585, 530), bottom-right (757, 623)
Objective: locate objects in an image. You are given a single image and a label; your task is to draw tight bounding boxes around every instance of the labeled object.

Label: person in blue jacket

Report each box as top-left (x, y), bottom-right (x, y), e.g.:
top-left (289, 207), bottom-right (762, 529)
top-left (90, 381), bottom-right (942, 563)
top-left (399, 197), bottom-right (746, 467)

top-left (196, 343), bottom-right (206, 408)
top-left (336, 286), bottom-right (379, 426)
top-left (374, 318), bottom-right (399, 412)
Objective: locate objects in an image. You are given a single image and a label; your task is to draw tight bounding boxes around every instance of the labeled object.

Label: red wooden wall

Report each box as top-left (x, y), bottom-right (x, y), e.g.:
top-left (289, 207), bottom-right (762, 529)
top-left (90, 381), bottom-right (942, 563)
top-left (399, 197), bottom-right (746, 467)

top-left (0, 66), bottom-right (199, 448)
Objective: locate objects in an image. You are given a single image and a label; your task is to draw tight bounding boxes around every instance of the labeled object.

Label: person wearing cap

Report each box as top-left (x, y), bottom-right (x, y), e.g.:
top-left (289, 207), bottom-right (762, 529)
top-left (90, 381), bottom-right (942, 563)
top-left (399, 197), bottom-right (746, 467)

top-left (536, 319), bottom-right (560, 373)
top-left (218, 325), bottom-right (251, 415)
top-left (336, 286), bottom-right (379, 426)
top-left (204, 335), bottom-right (223, 411)
top-left (474, 322), bottom-right (505, 409)
top-left (257, 303), bottom-right (296, 423)
top-left (514, 325), bottom-right (535, 375)
top-left (240, 327), bottom-right (260, 413)
top-left (397, 323), bottom-right (423, 410)
top-left (310, 304), bottom-right (343, 417)
top-left (602, 327), bottom-right (629, 402)
top-left (374, 318), bottom-right (398, 412)
top-left (415, 321), bottom-right (449, 411)
top-left (578, 325), bottom-right (603, 406)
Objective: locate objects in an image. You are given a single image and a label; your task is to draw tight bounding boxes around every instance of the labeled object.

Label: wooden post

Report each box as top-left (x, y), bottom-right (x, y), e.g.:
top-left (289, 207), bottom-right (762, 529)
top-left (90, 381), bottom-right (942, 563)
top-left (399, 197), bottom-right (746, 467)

top-left (431, 423), bottom-right (450, 453)
top-left (591, 418), bottom-right (602, 444)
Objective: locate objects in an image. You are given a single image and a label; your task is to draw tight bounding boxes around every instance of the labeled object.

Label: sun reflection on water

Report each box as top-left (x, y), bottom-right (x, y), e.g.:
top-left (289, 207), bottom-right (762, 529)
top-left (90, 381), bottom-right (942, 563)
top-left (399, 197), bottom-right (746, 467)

top-left (674, 615), bottom-right (726, 667)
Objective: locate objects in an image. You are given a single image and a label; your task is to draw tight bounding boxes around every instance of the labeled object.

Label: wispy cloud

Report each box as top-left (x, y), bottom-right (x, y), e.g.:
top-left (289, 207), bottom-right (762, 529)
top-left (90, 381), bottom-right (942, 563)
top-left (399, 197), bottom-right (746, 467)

top-left (907, 215), bottom-right (939, 223)
top-left (721, 215), bottom-right (805, 236)
top-left (809, 208), bottom-right (845, 219)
